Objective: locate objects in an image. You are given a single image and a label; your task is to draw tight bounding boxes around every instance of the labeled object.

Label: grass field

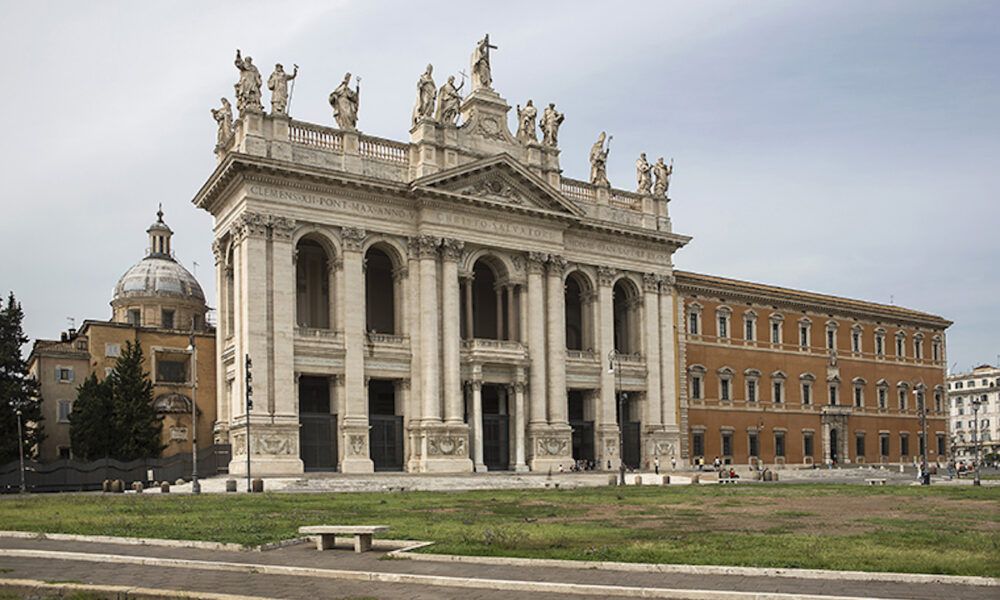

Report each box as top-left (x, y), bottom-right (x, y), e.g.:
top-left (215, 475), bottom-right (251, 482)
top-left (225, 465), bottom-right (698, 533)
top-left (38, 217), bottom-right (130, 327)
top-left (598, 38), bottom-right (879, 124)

top-left (0, 484), bottom-right (997, 577)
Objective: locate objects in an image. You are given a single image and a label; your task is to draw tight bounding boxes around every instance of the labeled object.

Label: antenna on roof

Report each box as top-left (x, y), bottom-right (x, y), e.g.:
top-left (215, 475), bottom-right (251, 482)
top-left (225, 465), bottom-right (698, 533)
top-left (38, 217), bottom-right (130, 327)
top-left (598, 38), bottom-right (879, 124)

top-left (889, 295), bottom-right (894, 305)
top-left (66, 317), bottom-right (75, 329)
top-left (193, 260), bottom-right (199, 278)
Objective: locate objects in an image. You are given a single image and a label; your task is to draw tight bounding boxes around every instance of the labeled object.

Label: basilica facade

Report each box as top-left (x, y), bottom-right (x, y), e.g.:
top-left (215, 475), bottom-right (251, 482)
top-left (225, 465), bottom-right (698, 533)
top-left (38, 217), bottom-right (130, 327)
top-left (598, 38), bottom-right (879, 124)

top-left (195, 41), bottom-right (948, 475)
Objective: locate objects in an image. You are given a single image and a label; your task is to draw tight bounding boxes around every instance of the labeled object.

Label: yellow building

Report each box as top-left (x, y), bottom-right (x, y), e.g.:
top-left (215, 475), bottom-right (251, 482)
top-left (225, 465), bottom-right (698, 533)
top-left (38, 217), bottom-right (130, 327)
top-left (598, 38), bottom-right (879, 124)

top-left (29, 209), bottom-right (216, 461)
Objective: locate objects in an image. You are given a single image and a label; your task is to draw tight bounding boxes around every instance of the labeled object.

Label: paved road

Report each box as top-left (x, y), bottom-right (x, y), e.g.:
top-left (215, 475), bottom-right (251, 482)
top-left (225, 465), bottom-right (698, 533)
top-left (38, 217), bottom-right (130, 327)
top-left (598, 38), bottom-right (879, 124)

top-left (0, 537), bottom-right (994, 600)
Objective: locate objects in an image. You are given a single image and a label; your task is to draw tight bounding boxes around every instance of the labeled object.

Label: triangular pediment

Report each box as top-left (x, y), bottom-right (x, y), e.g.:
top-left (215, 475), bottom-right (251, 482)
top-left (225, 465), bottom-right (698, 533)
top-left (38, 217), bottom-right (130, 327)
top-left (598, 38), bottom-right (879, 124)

top-left (412, 154), bottom-right (585, 217)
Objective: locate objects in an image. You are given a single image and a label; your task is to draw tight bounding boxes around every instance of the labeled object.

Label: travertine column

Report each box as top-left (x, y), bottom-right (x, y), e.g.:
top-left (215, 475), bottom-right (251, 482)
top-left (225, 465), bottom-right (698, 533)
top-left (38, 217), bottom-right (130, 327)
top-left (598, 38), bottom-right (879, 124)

top-left (416, 235), bottom-right (442, 422)
top-left (463, 275), bottom-right (474, 339)
top-left (659, 277), bottom-right (678, 431)
top-left (270, 217), bottom-right (297, 419)
top-left (525, 252), bottom-right (548, 427)
top-left (511, 380), bottom-right (528, 471)
top-left (441, 239), bottom-right (464, 424)
top-left (597, 266), bottom-right (619, 470)
top-left (495, 286), bottom-right (504, 339)
top-left (333, 256), bottom-right (345, 332)
top-left (470, 379), bottom-right (486, 472)
top-left (211, 241), bottom-right (230, 429)
top-left (643, 274), bottom-right (663, 427)
top-left (546, 256), bottom-right (568, 425)
top-left (506, 285), bottom-right (518, 342)
top-left (340, 226), bottom-right (374, 472)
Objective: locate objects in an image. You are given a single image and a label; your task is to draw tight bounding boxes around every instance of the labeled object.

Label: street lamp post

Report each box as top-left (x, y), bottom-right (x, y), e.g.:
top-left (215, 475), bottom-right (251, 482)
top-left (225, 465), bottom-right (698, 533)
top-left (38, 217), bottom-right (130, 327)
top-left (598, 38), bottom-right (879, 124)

top-left (187, 334), bottom-right (200, 494)
top-left (608, 351), bottom-right (626, 486)
top-left (15, 407), bottom-right (26, 494)
top-left (971, 395), bottom-right (983, 486)
top-left (914, 387), bottom-right (929, 485)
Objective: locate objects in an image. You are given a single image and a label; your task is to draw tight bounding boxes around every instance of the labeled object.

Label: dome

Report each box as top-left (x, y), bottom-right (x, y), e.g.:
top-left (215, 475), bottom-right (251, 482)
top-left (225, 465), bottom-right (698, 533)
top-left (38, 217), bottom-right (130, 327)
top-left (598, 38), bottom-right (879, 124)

top-left (113, 256), bottom-right (205, 304)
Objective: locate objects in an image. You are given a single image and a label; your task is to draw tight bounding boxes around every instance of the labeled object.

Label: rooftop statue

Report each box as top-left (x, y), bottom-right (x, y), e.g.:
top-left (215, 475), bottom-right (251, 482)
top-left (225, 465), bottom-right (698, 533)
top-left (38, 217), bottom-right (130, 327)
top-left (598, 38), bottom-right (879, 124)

top-left (516, 99), bottom-right (538, 143)
top-left (653, 157), bottom-right (673, 198)
top-left (435, 75), bottom-right (464, 125)
top-left (267, 63), bottom-right (298, 116)
top-left (540, 103), bottom-right (564, 147)
top-left (471, 34), bottom-right (497, 91)
top-left (412, 64), bottom-right (437, 125)
top-left (329, 72), bottom-right (360, 130)
top-left (589, 132), bottom-right (611, 187)
top-left (636, 152), bottom-right (652, 195)
top-left (211, 97), bottom-right (233, 150)
top-left (233, 49), bottom-right (263, 115)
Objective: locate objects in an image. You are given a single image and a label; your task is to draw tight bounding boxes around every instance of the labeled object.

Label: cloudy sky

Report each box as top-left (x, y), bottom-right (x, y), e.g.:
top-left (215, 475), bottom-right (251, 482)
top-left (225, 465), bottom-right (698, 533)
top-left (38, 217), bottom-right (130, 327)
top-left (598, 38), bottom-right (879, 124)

top-left (1, 1), bottom-right (997, 372)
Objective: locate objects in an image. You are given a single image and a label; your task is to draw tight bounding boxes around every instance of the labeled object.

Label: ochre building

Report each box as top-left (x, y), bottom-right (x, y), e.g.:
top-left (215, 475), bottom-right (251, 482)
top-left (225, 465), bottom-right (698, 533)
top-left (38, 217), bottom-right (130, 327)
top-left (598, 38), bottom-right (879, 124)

top-left (29, 212), bottom-right (216, 461)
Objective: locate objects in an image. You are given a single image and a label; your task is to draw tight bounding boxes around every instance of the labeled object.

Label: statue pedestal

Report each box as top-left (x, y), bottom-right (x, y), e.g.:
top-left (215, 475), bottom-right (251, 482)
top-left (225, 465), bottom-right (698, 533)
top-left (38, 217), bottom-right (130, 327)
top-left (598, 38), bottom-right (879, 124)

top-left (408, 422), bottom-right (473, 473)
top-left (339, 419), bottom-right (374, 473)
top-left (596, 424), bottom-right (621, 472)
top-left (527, 424), bottom-right (573, 472)
top-left (227, 419), bottom-right (303, 476)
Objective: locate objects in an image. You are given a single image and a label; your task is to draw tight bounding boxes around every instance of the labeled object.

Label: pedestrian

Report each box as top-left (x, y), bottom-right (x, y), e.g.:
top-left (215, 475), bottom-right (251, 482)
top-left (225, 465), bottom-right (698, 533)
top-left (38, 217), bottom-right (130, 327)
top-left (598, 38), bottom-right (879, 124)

top-left (654, 456), bottom-right (660, 475)
top-left (713, 456), bottom-right (721, 472)
top-left (671, 456), bottom-right (677, 471)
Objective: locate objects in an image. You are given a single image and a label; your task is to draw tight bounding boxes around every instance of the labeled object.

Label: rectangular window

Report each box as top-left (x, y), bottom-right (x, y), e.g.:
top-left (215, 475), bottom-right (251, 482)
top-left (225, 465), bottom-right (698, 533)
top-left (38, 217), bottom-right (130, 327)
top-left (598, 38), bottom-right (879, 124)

top-left (156, 359), bottom-right (188, 383)
top-left (748, 431), bottom-right (759, 457)
top-left (803, 433), bottom-right (814, 457)
top-left (900, 434), bottom-right (910, 457)
top-left (851, 331), bottom-right (861, 352)
top-left (688, 312), bottom-right (699, 335)
top-left (878, 388), bottom-right (887, 409)
top-left (58, 447), bottom-right (71, 460)
top-left (896, 337), bottom-right (905, 357)
top-left (105, 343), bottom-right (121, 358)
top-left (829, 384), bottom-right (838, 406)
top-left (57, 399), bottom-right (72, 423)
top-left (720, 379), bottom-right (731, 401)
top-left (801, 382), bottom-right (812, 405)
top-left (799, 325), bottom-right (809, 348)
top-left (128, 309), bottom-right (141, 326)
top-left (774, 432), bottom-right (785, 457)
top-left (855, 434), bottom-right (865, 458)
top-left (692, 432), bottom-right (705, 457)
top-left (773, 381), bottom-right (783, 404)
top-left (898, 389), bottom-right (907, 411)
top-left (854, 386), bottom-right (863, 408)
top-left (880, 434), bottom-right (890, 457)
top-left (747, 380), bottom-right (757, 403)
top-left (932, 341), bottom-right (941, 362)
top-left (936, 434), bottom-right (945, 456)
top-left (745, 319), bottom-right (754, 341)
top-left (691, 375), bottom-right (702, 400)
top-left (771, 322), bottom-right (780, 344)
top-left (827, 330), bottom-right (835, 350)
top-left (915, 340), bottom-right (923, 360)
top-left (875, 335), bottom-right (884, 356)
top-left (722, 432), bottom-right (733, 457)
top-left (956, 381), bottom-right (963, 389)
top-left (162, 309), bottom-right (175, 330)
top-left (919, 433), bottom-right (926, 457)
top-left (56, 367), bottom-right (74, 383)
top-left (718, 315), bottom-right (729, 338)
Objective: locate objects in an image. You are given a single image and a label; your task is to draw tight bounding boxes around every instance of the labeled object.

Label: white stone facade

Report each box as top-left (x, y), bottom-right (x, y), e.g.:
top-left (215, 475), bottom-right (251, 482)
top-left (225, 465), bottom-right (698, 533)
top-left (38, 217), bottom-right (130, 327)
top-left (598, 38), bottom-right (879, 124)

top-left (195, 60), bottom-right (690, 475)
top-left (948, 365), bottom-right (1000, 461)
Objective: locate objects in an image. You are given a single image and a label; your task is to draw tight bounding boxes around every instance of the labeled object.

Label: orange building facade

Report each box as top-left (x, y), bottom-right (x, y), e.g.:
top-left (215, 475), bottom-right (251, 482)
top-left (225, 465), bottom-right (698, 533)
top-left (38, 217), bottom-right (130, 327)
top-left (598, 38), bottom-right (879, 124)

top-left (675, 271), bottom-right (950, 467)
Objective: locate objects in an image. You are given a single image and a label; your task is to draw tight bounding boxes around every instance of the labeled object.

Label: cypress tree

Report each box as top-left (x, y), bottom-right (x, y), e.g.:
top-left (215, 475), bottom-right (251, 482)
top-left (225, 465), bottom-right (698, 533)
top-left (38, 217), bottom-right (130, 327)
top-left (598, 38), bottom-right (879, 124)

top-left (0, 292), bottom-right (44, 464)
top-left (69, 373), bottom-right (114, 460)
top-left (108, 340), bottom-right (163, 460)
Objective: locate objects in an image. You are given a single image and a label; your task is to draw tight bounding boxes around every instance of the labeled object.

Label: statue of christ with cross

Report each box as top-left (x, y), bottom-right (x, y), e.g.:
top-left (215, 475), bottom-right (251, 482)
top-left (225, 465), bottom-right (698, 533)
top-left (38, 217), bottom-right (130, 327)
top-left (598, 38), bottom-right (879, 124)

top-left (471, 34), bottom-right (497, 91)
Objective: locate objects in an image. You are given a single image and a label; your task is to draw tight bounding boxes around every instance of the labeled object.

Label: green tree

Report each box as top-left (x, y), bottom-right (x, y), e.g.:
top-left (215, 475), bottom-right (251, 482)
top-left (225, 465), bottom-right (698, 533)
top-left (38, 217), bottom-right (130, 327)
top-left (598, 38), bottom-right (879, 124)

top-left (0, 292), bottom-right (44, 464)
top-left (108, 340), bottom-right (163, 460)
top-left (68, 373), bottom-right (114, 460)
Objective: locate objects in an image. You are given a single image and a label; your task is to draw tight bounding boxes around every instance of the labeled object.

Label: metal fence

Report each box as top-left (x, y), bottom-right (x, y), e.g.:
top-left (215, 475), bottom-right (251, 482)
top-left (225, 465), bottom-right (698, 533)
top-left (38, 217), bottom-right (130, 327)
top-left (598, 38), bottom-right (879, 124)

top-left (0, 445), bottom-right (231, 493)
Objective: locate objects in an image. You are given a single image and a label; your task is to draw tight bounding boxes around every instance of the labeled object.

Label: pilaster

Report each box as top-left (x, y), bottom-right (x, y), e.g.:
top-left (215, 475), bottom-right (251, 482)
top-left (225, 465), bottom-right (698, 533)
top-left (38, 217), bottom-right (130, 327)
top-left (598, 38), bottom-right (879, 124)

top-left (596, 265), bottom-right (620, 472)
top-left (340, 226), bottom-right (374, 473)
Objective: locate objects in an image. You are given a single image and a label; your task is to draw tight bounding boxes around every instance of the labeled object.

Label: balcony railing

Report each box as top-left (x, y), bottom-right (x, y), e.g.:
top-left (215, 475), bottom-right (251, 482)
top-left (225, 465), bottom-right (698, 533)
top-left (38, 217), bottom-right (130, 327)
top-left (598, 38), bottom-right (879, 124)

top-left (366, 333), bottom-right (407, 345)
top-left (359, 135), bottom-right (409, 164)
top-left (560, 177), bottom-right (597, 202)
top-left (461, 338), bottom-right (524, 352)
top-left (289, 121), bottom-right (343, 151)
top-left (610, 190), bottom-right (644, 211)
top-left (567, 349), bottom-right (598, 361)
top-left (295, 326), bottom-right (342, 340)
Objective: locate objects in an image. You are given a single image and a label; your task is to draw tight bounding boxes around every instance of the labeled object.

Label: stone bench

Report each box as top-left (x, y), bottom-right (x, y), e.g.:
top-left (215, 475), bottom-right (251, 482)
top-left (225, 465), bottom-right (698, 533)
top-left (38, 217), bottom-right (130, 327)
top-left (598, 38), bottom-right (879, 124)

top-left (865, 478), bottom-right (887, 486)
top-left (299, 525), bottom-right (389, 553)
top-left (719, 477), bottom-right (741, 484)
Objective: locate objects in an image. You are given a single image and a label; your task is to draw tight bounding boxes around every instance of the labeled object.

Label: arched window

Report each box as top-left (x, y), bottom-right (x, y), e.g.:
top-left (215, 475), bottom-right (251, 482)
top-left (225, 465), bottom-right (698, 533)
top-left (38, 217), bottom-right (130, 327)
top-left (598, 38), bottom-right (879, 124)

top-left (365, 246), bottom-right (396, 334)
top-left (472, 258), bottom-right (503, 340)
top-left (296, 238), bottom-right (330, 328)
top-left (613, 278), bottom-right (641, 354)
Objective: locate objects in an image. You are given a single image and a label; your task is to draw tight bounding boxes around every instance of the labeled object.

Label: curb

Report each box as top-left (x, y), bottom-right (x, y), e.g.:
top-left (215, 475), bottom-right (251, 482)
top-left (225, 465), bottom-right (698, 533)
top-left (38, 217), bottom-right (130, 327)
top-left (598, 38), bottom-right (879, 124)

top-left (0, 577), bottom-right (275, 599)
top-left (0, 548), bottom-right (897, 600)
top-left (0, 530), bottom-right (246, 552)
top-left (388, 547), bottom-right (1000, 588)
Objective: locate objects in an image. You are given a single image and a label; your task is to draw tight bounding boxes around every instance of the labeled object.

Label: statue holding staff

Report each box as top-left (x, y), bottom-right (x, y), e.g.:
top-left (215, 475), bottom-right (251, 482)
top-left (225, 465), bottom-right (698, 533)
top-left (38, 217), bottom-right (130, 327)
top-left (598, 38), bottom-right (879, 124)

top-left (653, 157), bottom-right (673, 198)
top-left (267, 63), bottom-right (298, 116)
top-left (435, 75), bottom-right (464, 125)
top-left (329, 72), bottom-right (360, 130)
top-left (590, 132), bottom-right (611, 187)
top-left (412, 64), bottom-right (437, 125)
top-left (471, 34), bottom-right (497, 90)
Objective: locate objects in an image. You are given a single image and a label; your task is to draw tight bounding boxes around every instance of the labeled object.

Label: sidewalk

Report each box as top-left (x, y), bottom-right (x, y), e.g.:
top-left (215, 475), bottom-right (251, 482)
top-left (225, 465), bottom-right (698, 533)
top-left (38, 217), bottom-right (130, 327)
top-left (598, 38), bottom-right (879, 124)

top-left (0, 536), bottom-right (994, 599)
